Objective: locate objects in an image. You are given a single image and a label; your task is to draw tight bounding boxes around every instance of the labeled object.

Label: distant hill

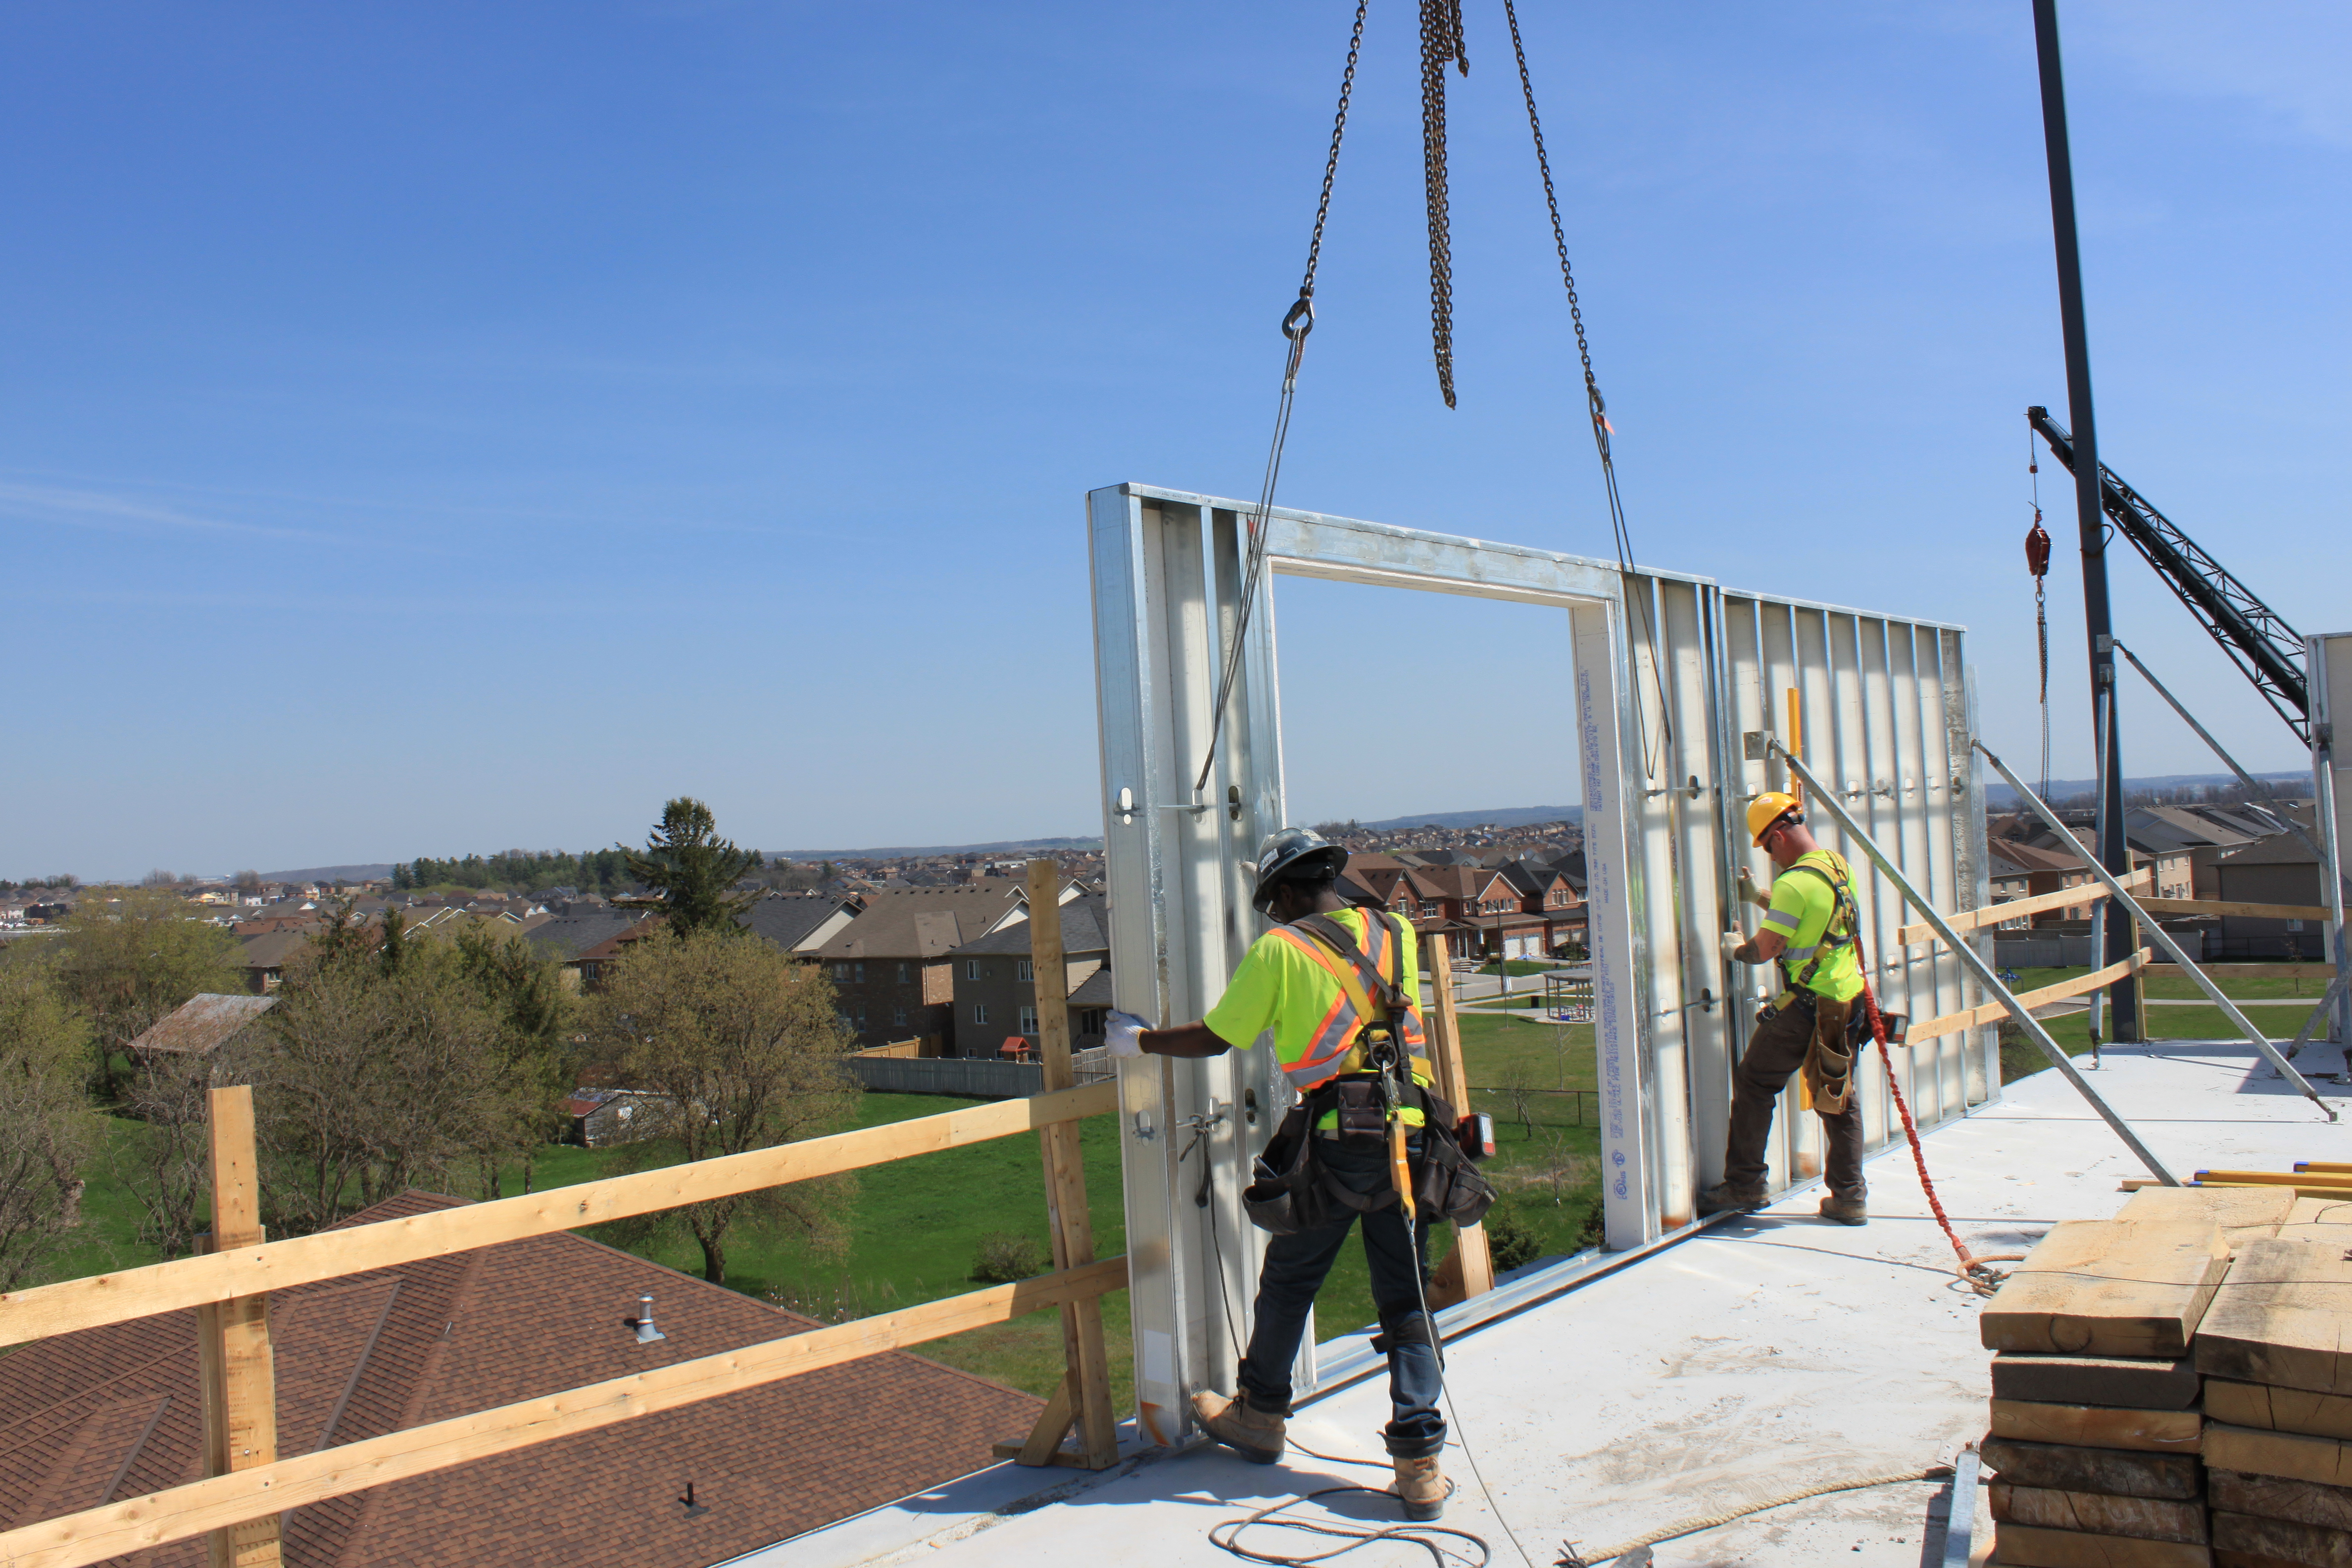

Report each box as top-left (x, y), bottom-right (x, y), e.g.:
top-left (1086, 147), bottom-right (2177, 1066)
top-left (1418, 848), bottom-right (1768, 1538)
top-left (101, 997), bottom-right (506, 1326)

top-left (767, 835), bottom-right (1102, 863)
top-left (1984, 770), bottom-right (2306, 807)
top-left (257, 863), bottom-right (395, 883)
top-left (1344, 806), bottom-right (1582, 833)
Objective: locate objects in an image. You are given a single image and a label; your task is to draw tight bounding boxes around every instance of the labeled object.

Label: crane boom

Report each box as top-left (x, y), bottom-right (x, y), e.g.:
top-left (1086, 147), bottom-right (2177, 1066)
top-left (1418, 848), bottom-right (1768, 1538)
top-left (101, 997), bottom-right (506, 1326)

top-left (2026, 405), bottom-right (2308, 743)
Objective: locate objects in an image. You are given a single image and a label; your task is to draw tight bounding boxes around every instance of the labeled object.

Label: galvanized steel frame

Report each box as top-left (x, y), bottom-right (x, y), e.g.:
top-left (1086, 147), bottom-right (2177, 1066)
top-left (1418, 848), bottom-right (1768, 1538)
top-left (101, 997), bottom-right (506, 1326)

top-left (1087, 483), bottom-right (1991, 1437)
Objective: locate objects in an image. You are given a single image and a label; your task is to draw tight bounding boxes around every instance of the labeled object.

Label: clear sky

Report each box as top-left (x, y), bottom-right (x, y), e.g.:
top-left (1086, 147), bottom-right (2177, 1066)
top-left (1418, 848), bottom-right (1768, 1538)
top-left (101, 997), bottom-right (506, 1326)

top-left (5, 2), bottom-right (2346, 880)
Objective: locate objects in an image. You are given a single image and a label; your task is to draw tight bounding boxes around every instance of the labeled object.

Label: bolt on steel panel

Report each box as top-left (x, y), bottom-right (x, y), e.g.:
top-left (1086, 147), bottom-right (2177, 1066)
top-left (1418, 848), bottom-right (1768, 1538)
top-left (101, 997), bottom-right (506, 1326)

top-left (1088, 484), bottom-right (1984, 1422)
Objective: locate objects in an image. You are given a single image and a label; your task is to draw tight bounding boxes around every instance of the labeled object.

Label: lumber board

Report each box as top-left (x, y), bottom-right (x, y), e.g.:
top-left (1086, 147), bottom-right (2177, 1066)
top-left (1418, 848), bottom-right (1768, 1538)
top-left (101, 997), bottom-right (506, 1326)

top-left (1982, 1222), bottom-right (2232, 1359)
top-left (2211, 1512), bottom-right (2352, 1568)
top-left (2199, 1173), bottom-right (2343, 1190)
top-left (0, 1078), bottom-right (1119, 1348)
top-left (1419, 934), bottom-right (1492, 1306)
top-left (2135, 898), bottom-right (2335, 923)
top-left (2301, 1166), bottom-right (2352, 1176)
top-left (0, 1254), bottom-right (1128, 1568)
top-left (1991, 1399), bottom-right (2202, 1454)
top-left (2145, 965), bottom-right (2335, 982)
top-left (201, 1086), bottom-right (279, 1568)
top-left (1980, 1437), bottom-right (2204, 1500)
top-left (1991, 1520), bottom-right (2212, 1567)
top-left (2118, 1187), bottom-right (2294, 1250)
top-left (2208, 1384), bottom-right (2352, 1444)
top-left (2196, 1240), bottom-right (2352, 1396)
top-left (1992, 1354), bottom-right (2204, 1412)
top-left (2280, 1198), bottom-right (2352, 1244)
top-left (1990, 1482), bottom-right (2207, 1543)
top-left (2211, 1469), bottom-right (2352, 1536)
top-left (1911, 951), bottom-right (2151, 1046)
top-left (1024, 861), bottom-right (1119, 1471)
top-left (2206, 1424), bottom-right (2352, 1490)
top-left (1896, 869), bottom-right (2149, 946)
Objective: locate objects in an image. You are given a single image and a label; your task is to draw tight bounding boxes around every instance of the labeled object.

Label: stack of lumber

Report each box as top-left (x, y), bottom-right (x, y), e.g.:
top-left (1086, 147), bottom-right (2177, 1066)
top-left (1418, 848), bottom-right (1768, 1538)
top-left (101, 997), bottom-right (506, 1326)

top-left (1980, 1188), bottom-right (2303, 1568)
top-left (2196, 1197), bottom-right (2352, 1568)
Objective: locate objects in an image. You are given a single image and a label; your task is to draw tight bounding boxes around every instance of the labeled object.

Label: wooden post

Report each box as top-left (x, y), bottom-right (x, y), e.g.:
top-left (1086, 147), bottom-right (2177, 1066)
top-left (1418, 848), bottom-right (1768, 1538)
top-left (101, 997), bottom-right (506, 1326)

top-left (198, 1085), bottom-right (280, 1568)
top-left (1421, 934), bottom-right (1493, 1308)
top-left (1000, 859), bottom-right (1119, 1469)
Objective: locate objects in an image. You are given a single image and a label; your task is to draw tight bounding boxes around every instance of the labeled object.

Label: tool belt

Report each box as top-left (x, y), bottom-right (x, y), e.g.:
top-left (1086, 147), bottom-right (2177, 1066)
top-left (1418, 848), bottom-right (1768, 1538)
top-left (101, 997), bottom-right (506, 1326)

top-left (1242, 1073), bottom-right (1496, 1236)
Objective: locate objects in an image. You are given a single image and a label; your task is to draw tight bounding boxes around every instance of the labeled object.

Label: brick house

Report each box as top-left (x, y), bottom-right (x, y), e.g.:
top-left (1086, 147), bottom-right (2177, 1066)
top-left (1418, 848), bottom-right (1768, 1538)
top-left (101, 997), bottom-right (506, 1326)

top-left (945, 894), bottom-right (1108, 1057)
top-left (813, 881), bottom-right (1029, 1049)
top-left (1343, 853), bottom-right (1583, 961)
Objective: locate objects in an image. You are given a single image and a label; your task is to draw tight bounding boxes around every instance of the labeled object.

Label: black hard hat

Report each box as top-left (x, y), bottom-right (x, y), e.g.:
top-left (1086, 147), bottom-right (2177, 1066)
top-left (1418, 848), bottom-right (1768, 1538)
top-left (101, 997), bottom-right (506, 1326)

top-left (1250, 827), bottom-right (1347, 916)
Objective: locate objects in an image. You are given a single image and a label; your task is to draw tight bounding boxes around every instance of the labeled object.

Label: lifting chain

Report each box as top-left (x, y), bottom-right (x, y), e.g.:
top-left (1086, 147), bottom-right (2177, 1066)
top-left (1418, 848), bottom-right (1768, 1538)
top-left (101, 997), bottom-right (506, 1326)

top-left (1419, 0), bottom-right (1467, 409)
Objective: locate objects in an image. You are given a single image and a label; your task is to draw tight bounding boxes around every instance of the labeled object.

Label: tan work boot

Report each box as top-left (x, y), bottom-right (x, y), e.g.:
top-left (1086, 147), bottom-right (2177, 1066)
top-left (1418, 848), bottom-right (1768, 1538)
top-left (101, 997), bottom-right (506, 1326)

top-left (1191, 1389), bottom-right (1284, 1465)
top-left (1818, 1192), bottom-right (1867, 1226)
top-left (1696, 1182), bottom-right (1767, 1217)
top-left (1393, 1454), bottom-right (1448, 1521)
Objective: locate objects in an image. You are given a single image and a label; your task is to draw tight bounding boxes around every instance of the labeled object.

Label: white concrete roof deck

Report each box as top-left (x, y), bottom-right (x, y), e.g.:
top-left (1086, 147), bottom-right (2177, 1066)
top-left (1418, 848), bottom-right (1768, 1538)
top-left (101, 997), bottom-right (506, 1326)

top-left (752, 1040), bottom-right (2348, 1568)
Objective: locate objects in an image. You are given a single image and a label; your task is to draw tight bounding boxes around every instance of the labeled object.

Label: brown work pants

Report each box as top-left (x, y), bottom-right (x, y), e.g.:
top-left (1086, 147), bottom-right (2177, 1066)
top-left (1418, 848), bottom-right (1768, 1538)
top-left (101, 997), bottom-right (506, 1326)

top-left (1723, 992), bottom-right (1867, 1202)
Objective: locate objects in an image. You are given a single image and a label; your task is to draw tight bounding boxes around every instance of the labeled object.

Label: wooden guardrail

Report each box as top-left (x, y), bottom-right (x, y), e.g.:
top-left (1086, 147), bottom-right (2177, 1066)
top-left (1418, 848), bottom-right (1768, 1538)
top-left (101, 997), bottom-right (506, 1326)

top-left (0, 859), bottom-right (1127, 1568)
top-left (1904, 948), bottom-right (2153, 1045)
top-left (1894, 869), bottom-right (2149, 947)
top-left (2131, 896), bottom-right (2335, 923)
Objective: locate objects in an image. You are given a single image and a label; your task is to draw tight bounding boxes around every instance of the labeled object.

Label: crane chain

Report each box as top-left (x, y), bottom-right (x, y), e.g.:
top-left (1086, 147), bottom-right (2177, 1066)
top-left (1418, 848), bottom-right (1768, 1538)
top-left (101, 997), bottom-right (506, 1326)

top-left (1419, 0), bottom-right (1467, 409)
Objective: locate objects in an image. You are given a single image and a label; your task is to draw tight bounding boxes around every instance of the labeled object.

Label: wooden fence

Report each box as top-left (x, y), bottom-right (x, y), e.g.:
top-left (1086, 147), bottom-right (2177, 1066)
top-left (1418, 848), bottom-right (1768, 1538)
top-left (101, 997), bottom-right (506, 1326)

top-left (0, 861), bottom-right (1124, 1568)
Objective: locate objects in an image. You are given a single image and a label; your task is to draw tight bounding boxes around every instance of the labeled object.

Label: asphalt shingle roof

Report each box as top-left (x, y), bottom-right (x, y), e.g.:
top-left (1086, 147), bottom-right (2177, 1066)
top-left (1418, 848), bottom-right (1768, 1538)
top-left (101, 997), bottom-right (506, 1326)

top-left (946, 894), bottom-right (1107, 958)
top-left (0, 1191), bottom-right (1041, 1567)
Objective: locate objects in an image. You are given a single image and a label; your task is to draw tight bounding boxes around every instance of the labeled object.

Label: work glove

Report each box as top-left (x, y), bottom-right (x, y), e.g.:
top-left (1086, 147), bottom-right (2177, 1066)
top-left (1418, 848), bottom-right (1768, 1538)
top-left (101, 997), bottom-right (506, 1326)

top-left (1736, 867), bottom-right (1767, 908)
top-left (1720, 929), bottom-right (1748, 965)
top-left (1105, 1010), bottom-right (1151, 1058)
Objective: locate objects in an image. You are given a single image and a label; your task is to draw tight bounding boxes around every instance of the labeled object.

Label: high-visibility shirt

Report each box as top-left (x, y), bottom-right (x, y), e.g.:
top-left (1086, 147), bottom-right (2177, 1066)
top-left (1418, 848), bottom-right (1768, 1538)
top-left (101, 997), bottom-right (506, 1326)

top-left (1204, 906), bottom-right (1433, 1129)
top-left (1762, 849), bottom-right (1864, 1003)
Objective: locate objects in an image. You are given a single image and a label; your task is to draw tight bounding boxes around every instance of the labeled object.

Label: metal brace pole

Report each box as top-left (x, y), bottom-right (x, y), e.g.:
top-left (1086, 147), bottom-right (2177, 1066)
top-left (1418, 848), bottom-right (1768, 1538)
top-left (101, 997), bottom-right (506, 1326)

top-left (1764, 737), bottom-right (2180, 1184)
top-left (2115, 637), bottom-right (2352, 1061)
top-left (1976, 740), bottom-right (2338, 1119)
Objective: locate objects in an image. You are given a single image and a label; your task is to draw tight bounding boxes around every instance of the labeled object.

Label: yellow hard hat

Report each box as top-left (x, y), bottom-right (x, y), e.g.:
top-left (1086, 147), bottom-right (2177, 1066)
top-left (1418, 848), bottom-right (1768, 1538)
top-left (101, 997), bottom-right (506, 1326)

top-left (1746, 791), bottom-right (1801, 846)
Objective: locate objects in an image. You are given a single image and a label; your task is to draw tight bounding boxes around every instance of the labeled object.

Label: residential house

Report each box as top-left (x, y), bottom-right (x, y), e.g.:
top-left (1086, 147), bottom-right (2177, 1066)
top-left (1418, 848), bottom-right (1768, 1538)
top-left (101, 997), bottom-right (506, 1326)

top-left (1983, 837), bottom-right (2103, 927)
top-left (2210, 832), bottom-right (2331, 961)
top-left (526, 908), bottom-right (661, 990)
top-left (813, 880), bottom-right (1029, 1048)
top-left (0, 1190), bottom-right (1043, 1567)
top-left (561, 1086), bottom-right (675, 1147)
top-left (239, 929), bottom-right (316, 993)
top-left (735, 891), bottom-right (861, 956)
top-left (1344, 853), bottom-right (1582, 961)
top-left (944, 894), bottom-right (1108, 1056)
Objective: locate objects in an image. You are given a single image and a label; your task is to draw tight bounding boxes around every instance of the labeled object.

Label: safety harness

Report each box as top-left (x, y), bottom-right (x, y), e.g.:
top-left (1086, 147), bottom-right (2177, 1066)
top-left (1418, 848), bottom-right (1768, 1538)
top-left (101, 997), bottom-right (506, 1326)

top-left (1763, 851), bottom-right (1862, 1116)
top-left (1242, 911), bottom-right (1492, 1236)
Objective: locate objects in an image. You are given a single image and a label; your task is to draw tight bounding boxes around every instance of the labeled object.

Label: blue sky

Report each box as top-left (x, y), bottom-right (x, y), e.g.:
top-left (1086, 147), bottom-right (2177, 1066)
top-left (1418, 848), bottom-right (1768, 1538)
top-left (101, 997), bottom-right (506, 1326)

top-left (5, 2), bottom-right (2346, 880)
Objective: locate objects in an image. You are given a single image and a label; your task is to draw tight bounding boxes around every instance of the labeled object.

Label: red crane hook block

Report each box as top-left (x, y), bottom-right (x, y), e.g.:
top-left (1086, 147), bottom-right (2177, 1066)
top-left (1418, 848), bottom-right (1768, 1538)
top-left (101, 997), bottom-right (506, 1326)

top-left (2025, 515), bottom-right (2052, 580)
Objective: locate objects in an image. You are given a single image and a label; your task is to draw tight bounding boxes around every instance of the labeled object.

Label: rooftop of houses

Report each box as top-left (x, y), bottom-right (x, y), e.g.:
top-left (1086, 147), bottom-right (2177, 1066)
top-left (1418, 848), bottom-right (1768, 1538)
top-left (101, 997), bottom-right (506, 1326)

top-left (524, 908), bottom-right (657, 962)
top-left (815, 880), bottom-right (1027, 963)
top-left (946, 893), bottom-right (1108, 959)
top-left (0, 1190), bottom-right (1042, 1567)
top-left (735, 891), bottom-right (863, 953)
top-left (126, 993), bottom-right (277, 1055)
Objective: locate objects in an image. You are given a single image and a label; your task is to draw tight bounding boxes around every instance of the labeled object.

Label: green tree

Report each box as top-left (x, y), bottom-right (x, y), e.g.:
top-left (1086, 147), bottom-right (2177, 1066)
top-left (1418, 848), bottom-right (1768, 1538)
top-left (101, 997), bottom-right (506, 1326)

top-left (0, 965), bottom-right (100, 1288)
top-left (452, 925), bottom-right (573, 1196)
top-left (587, 928), bottom-right (855, 1284)
top-left (55, 888), bottom-right (242, 1099)
top-left (623, 797), bottom-right (764, 936)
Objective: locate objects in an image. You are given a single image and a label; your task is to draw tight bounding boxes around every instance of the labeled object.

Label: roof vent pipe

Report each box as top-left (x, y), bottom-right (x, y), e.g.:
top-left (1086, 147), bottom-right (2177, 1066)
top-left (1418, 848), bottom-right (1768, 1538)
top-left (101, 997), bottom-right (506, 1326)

top-left (635, 1293), bottom-right (665, 1345)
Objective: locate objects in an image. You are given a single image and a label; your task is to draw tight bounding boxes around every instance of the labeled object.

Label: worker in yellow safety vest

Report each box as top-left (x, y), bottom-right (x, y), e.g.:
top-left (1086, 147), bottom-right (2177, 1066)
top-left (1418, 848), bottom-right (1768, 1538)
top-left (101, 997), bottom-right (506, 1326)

top-left (1696, 792), bottom-right (1871, 1226)
top-left (1104, 826), bottom-right (1493, 1523)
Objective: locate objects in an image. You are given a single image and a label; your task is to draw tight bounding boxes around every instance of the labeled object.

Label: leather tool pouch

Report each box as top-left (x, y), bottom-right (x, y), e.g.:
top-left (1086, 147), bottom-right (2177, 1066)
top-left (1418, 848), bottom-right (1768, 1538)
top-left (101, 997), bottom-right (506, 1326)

top-left (1242, 1105), bottom-right (1325, 1236)
top-left (1330, 1079), bottom-right (1386, 1140)
top-left (1804, 996), bottom-right (1857, 1117)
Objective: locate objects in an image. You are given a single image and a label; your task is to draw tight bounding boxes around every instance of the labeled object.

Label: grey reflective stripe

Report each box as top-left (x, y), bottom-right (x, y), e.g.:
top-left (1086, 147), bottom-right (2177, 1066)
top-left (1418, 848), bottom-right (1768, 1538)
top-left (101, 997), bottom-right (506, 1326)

top-left (1762, 908), bottom-right (1801, 932)
top-left (1784, 942), bottom-right (1819, 961)
top-left (1287, 1059), bottom-right (1339, 1087)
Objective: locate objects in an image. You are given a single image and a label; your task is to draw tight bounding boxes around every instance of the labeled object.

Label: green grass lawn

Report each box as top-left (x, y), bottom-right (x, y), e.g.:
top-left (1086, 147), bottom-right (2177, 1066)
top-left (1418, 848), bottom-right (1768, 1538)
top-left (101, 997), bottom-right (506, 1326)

top-left (1993, 965), bottom-right (2333, 1084)
top-left (1474, 959), bottom-right (1557, 978)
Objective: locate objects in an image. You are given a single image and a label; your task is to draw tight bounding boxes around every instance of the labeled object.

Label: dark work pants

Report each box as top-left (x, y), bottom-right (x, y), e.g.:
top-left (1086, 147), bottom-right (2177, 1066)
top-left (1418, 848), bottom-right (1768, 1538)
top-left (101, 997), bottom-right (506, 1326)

top-left (1235, 1137), bottom-right (1445, 1459)
top-left (1723, 993), bottom-right (1867, 1202)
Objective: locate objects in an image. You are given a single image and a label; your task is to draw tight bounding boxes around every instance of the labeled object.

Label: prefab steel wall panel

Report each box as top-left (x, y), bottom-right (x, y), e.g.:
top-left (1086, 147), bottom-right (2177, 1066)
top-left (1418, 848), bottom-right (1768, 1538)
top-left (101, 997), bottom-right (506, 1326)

top-left (1089, 485), bottom-right (1990, 1435)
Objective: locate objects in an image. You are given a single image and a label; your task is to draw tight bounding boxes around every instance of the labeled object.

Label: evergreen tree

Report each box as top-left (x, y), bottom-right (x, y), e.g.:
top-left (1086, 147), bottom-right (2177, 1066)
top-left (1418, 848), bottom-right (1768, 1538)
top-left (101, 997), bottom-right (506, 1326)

top-left (623, 798), bottom-right (763, 935)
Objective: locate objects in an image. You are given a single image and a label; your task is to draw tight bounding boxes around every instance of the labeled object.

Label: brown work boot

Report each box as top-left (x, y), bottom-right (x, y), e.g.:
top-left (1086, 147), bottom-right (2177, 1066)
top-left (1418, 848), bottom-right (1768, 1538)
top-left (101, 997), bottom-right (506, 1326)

top-left (1191, 1389), bottom-right (1285, 1465)
top-left (1393, 1455), bottom-right (1449, 1521)
top-left (1818, 1192), bottom-right (1867, 1226)
top-left (1696, 1182), bottom-right (1767, 1217)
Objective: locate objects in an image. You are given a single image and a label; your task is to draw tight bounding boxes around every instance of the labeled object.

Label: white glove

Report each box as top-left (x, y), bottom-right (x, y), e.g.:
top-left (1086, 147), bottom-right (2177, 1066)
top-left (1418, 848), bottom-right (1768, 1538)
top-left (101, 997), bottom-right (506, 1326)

top-left (1720, 929), bottom-right (1747, 965)
top-left (1106, 1010), bottom-right (1151, 1058)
